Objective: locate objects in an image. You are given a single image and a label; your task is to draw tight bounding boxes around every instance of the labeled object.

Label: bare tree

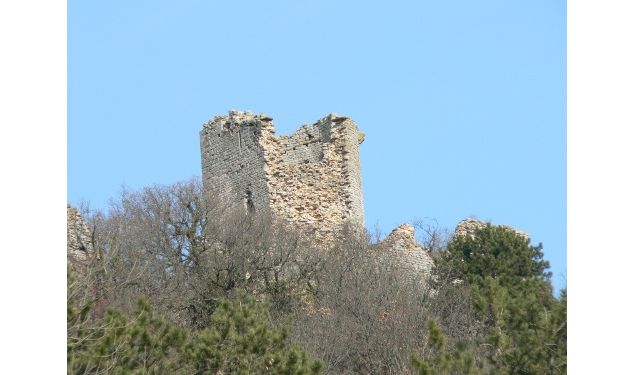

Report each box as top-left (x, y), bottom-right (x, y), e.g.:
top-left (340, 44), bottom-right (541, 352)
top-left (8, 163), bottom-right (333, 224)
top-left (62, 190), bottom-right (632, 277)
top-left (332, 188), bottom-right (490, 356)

top-left (79, 177), bottom-right (322, 329)
top-left (72, 178), bottom-right (487, 374)
top-left (289, 229), bottom-right (429, 374)
top-left (412, 218), bottom-right (452, 253)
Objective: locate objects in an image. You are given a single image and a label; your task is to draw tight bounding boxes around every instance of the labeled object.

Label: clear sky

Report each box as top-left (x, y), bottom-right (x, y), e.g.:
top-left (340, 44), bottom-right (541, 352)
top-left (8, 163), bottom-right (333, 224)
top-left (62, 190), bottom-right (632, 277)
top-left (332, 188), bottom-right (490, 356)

top-left (68, 0), bottom-right (566, 292)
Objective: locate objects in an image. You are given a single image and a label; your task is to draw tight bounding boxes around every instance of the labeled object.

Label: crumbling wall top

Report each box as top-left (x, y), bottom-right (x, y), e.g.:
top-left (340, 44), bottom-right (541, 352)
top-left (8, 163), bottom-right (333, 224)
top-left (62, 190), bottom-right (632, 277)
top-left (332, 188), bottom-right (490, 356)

top-left (202, 110), bottom-right (274, 132)
top-left (378, 223), bottom-right (434, 277)
top-left (454, 218), bottom-right (529, 241)
top-left (202, 110), bottom-right (362, 143)
top-left (382, 224), bottom-right (424, 252)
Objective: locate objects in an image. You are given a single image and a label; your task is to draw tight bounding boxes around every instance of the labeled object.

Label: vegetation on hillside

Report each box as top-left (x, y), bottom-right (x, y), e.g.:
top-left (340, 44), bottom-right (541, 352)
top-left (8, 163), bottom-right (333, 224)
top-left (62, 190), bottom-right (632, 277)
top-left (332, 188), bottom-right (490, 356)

top-left (68, 178), bottom-right (566, 374)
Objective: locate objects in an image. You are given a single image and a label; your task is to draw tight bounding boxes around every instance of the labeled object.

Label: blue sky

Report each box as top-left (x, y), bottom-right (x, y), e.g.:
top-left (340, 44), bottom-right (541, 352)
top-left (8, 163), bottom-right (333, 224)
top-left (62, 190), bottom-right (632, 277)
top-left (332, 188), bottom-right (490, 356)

top-left (68, 0), bottom-right (566, 291)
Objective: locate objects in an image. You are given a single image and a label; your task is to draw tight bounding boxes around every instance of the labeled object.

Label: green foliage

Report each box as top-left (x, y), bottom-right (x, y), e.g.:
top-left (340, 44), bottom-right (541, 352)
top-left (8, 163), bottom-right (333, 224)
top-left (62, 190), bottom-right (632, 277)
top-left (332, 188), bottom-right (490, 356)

top-left (68, 297), bottom-right (187, 374)
top-left (68, 269), bottom-right (322, 375)
top-left (411, 320), bottom-right (482, 375)
top-left (71, 185), bottom-right (566, 375)
top-left (472, 277), bottom-right (559, 374)
top-left (440, 224), bottom-right (551, 288)
top-left (184, 292), bottom-right (322, 375)
top-left (545, 289), bottom-right (567, 374)
top-left (434, 225), bottom-right (566, 375)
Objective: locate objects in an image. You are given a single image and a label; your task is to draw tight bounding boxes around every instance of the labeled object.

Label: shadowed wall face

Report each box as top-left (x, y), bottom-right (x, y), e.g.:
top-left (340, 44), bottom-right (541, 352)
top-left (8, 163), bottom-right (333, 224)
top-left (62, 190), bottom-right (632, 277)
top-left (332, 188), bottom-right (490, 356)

top-left (200, 111), bottom-right (271, 213)
top-left (200, 110), bottom-right (365, 243)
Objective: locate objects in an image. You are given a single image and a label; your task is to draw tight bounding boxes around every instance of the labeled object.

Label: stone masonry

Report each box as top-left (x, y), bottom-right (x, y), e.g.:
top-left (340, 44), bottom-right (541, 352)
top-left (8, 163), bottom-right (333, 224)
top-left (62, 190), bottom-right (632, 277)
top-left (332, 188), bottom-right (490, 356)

top-left (66, 111), bottom-right (528, 286)
top-left (201, 110), bottom-right (435, 281)
top-left (201, 110), bottom-right (365, 244)
top-left (454, 218), bottom-right (530, 241)
top-left (67, 204), bottom-right (95, 264)
top-left (378, 224), bottom-right (434, 276)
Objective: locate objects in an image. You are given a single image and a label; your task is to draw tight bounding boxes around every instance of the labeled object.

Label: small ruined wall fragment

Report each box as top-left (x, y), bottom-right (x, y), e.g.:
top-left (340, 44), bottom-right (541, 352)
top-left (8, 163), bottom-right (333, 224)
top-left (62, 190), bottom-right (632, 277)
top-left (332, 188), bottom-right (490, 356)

top-left (378, 223), bottom-right (434, 278)
top-left (67, 204), bottom-right (94, 264)
top-left (454, 218), bottom-right (529, 241)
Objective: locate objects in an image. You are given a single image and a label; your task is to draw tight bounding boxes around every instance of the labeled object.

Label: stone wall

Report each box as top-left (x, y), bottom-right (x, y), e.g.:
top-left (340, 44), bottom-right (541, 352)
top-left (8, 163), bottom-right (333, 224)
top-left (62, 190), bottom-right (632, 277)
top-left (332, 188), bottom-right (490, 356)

top-left (454, 218), bottom-right (529, 241)
top-left (378, 224), bottom-right (434, 278)
top-left (201, 110), bottom-right (435, 281)
top-left (67, 204), bottom-right (94, 264)
top-left (200, 111), bottom-right (271, 213)
top-left (200, 110), bottom-right (365, 244)
top-left (68, 110), bottom-right (533, 292)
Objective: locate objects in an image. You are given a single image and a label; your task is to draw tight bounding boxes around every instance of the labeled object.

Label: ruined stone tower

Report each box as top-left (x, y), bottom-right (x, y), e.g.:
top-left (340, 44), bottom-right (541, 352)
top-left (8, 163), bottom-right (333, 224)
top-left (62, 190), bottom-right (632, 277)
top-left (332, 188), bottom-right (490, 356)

top-left (200, 110), bottom-right (365, 243)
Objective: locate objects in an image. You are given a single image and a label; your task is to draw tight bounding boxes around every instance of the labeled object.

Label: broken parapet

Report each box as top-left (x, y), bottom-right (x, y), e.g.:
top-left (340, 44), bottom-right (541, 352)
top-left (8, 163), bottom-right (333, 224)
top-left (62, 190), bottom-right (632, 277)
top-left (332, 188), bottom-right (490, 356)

top-left (200, 110), bottom-right (365, 245)
top-left (454, 218), bottom-right (530, 241)
top-left (67, 204), bottom-right (96, 264)
top-left (378, 223), bottom-right (434, 278)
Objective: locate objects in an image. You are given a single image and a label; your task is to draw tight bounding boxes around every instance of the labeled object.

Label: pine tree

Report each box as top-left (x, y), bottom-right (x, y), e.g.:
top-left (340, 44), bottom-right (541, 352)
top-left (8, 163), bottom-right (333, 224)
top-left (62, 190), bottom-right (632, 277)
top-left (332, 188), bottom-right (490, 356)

top-left (433, 224), bottom-right (566, 374)
top-left (67, 296), bottom-right (187, 374)
top-left (439, 224), bottom-right (551, 289)
top-left (184, 292), bottom-right (323, 374)
top-left (411, 320), bottom-right (483, 375)
top-left (68, 266), bottom-right (322, 374)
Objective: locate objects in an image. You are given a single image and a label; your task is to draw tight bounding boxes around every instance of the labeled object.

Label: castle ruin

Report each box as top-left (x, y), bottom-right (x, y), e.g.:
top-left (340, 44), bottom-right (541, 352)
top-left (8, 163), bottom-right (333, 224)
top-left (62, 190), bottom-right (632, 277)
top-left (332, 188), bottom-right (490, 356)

top-left (200, 110), bottom-right (435, 276)
top-left (67, 110), bottom-right (530, 281)
top-left (200, 110), bottom-right (365, 244)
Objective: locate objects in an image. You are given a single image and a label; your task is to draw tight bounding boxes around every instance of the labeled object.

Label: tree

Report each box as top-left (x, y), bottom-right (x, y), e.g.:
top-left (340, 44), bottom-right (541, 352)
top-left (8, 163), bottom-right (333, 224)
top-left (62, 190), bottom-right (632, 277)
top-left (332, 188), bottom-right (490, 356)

top-left (411, 320), bottom-right (482, 375)
top-left (184, 292), bottom-right (322, 375)
top-left (71, 178), bottom-right (566, 374)
top-left (291, 230), bottom-right (434, 375)
top-left (433, 224), bottom-right (566, 374)
top-left (84, 178), bottom-right (321, 330)
top-left (545, 289), bottom-right (567, 374)
top-left (69, 265), bottom-right (322, 374)
top-left (84, 178), bottom-right (209, 326)
top-left (68, 295), bottom-right (187, 374)
top-left (438, 224), bottom-right (551, 289)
